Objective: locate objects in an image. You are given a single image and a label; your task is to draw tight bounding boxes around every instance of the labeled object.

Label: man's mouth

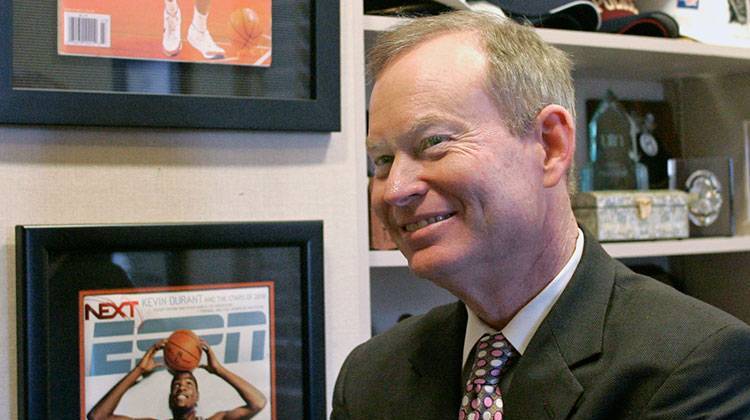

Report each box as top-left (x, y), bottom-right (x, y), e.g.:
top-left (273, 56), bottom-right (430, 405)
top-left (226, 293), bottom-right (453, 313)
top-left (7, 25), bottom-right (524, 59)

top-left (176, 394), bottom-right (188, 402)
top-left (403, 214), bottom-right (453, 232)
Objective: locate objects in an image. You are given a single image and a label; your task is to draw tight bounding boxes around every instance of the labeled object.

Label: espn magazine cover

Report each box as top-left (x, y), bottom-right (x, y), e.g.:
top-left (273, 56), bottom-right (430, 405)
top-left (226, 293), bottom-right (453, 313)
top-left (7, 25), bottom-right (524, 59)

top-left (80, 282), bottom-right (275, 419)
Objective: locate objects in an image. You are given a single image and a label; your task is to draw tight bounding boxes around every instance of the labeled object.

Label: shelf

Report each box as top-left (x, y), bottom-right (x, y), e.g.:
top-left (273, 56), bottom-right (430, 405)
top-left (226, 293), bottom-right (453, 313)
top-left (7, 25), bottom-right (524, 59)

top-left (370, 236), bottom-right (750, 267)
top-left (599, 236), bottom-right (750, 258)
top-left (364, 15), bottom-right (750, 81)
top-left (370, 250), bottom-right (407, 267)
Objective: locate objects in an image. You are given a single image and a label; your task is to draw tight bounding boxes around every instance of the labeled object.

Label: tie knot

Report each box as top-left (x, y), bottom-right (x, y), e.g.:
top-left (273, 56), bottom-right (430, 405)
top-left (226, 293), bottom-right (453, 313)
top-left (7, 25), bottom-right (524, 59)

top-left (469, 333), bottom-right (516, 384)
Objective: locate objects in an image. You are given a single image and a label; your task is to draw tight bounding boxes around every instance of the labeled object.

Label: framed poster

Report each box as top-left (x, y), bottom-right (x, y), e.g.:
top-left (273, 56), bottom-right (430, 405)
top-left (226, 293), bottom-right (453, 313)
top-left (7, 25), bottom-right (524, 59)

top-left (0, 0), bottom-right (339, 131)
top-left (16, 221), bottom-right (325, 419)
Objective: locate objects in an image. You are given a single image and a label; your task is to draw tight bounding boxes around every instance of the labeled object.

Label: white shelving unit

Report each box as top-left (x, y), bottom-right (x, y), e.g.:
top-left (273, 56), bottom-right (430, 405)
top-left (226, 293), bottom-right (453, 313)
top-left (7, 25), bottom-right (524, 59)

top-left (364, 15), bottom-right (750, 268)
top-left (371, 236), bottom-right (750, 267)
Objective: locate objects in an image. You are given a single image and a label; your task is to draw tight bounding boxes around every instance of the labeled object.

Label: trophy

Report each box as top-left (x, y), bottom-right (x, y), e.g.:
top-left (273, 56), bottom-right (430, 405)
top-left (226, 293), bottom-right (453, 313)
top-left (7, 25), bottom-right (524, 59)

top-left (581, 90), bottom-right (648, 191)
top-left (668, 156), bottom-right (735, 237)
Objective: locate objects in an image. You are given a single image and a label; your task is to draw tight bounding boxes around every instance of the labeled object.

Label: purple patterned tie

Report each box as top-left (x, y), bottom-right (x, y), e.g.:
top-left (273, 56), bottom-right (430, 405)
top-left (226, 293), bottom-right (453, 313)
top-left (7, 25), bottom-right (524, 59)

top-left (458, 332), bottom-right (517, 420)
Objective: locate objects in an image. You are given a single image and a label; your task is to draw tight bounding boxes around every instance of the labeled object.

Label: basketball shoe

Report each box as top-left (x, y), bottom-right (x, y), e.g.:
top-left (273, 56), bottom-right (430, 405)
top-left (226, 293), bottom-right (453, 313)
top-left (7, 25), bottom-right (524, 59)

top-left (162, 6), bottom-right (182, 56)
top-left (187, 24), bottom-right (225, 59)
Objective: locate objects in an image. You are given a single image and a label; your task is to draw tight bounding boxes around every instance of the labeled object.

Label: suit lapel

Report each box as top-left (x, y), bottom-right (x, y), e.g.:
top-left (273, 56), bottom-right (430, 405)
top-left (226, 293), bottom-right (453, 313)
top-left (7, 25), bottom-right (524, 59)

top-left (504, 325), bottom-right (583, 419)
top-left (396, 301), bottom-right (467, 419)
top-left (506, 230), bottom-right (617, 419)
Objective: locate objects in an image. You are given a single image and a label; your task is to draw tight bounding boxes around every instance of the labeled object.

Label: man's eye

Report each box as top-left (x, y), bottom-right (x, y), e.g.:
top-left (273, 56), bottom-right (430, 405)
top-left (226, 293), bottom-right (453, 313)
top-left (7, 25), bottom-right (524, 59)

top-left (373, 155), bottom-right (393, 167)
top-left (419, 135), bottom-right (448, 151)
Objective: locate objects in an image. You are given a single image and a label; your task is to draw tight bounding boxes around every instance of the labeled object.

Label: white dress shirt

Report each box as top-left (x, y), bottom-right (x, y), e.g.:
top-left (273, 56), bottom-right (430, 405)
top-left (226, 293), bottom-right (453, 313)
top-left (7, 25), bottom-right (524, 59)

top-left (462, 228), bottom-right (584, 365)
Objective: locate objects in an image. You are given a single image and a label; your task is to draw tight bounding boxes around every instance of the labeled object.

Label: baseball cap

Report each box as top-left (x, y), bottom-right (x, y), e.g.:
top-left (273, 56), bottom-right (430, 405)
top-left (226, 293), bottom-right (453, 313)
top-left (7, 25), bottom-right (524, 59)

top-left (594, 0), bottom-right (679, 37)
top-left (476, 0), bottom-right (601, 31)
top-left (638, 0), bottom-right (750, 47)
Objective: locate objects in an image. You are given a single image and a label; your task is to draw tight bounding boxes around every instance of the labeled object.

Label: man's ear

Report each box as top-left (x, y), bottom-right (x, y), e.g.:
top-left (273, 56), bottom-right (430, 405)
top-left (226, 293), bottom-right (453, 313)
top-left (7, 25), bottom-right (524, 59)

top-left (535, 104), bottom-right (575, 188)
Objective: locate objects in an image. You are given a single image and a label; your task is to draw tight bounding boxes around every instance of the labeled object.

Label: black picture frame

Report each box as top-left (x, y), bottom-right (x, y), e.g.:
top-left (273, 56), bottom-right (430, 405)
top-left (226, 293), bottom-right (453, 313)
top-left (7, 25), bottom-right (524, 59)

top-left (0, 0), bottom-right (340, 131)
top-left (16, 221), bottom-right (325, 420)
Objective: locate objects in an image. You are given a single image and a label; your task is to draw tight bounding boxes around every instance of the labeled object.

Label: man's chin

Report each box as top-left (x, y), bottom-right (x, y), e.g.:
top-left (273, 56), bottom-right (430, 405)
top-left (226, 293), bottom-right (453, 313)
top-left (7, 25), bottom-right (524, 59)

top-left (406, 249), bottom-right (457, 280)
top-left (170, 400), bottom-right (194, 411)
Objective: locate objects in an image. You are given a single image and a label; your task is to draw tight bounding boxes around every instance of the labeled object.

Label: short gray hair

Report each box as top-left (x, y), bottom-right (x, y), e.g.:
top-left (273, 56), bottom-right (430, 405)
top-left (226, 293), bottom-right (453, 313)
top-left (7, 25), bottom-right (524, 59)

top-left (367, 11), bottom-right (576, 137)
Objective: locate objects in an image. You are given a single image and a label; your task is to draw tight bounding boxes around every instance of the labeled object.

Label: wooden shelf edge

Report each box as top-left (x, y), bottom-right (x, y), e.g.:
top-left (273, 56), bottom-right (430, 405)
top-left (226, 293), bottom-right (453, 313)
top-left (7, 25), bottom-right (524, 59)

top-left (603, 236), bottom-right (750, 258)
top-left (369, 250), bottom-right (406, 267)
top-left (363, 15), bottom-right (409, 32)
top-left (363, 15), bottom-right (750, 62)
top-left (370, 236), bottom-right (750, 267)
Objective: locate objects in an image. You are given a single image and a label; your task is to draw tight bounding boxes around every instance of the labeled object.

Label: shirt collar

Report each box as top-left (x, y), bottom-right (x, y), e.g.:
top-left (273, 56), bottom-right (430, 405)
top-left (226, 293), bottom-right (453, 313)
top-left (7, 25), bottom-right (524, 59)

top-left (462, 228), bottom-right (584, 364)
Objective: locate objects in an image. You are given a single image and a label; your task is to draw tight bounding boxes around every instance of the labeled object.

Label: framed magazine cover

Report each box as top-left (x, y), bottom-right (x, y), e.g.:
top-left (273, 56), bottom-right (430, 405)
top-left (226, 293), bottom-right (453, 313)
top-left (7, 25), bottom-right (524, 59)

top-left (15, 221), bottom-right (325, 420)
top-left (0, 0), bottom-right (339, 131)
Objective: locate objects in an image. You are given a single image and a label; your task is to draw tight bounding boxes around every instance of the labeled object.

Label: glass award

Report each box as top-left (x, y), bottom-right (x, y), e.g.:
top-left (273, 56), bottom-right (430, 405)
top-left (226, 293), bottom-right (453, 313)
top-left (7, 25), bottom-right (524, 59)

top-left (581, 90), bottom-right (649, 191)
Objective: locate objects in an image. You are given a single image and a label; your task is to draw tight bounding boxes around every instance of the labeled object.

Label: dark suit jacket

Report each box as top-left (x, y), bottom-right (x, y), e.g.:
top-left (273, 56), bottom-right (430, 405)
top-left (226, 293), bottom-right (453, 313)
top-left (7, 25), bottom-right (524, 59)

top-left (331, 233), bottom-right (750, 419)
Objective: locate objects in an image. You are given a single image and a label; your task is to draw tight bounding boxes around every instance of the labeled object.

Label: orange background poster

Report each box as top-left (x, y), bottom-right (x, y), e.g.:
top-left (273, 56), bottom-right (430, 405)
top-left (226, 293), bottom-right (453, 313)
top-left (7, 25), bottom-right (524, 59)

top-left (58, 0), bottom-right (271, 66)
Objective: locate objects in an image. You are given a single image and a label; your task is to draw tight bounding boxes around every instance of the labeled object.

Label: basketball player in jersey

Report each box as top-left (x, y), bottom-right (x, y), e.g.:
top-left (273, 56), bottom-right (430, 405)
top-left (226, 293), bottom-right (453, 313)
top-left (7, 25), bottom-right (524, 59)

top-left (87, 339), bottom-right (266, 420)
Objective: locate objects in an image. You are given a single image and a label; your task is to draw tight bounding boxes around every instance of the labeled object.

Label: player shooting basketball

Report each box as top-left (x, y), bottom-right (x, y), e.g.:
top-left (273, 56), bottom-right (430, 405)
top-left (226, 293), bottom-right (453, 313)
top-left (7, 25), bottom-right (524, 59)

top-left (162, 0), bottom-right (225, 59)
top-left (87, 339), bottom-right (267, 420)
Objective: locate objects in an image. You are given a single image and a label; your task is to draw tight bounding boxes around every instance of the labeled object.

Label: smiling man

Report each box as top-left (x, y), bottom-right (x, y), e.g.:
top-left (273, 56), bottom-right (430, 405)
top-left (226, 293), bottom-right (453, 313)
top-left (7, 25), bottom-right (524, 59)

top-left (332, 11), bottom-right (750, 420)
top-left (169, 371), bottom-right (202, 416)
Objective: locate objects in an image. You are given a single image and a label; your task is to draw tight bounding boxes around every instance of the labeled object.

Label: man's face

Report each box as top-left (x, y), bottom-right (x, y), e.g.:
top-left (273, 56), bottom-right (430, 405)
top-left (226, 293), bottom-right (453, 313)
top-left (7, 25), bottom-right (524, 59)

top-left (367, 32), bottom-right (547, 289)
top-left (169, 372), bottom-right (199, 411)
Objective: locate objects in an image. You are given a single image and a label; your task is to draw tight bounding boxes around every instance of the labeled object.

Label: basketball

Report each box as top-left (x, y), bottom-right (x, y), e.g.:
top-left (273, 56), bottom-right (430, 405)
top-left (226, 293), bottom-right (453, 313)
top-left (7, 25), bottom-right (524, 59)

top-left (164, 329), bottom-right (202, 372)
top-left (229, 8), bottom-right (263, 51)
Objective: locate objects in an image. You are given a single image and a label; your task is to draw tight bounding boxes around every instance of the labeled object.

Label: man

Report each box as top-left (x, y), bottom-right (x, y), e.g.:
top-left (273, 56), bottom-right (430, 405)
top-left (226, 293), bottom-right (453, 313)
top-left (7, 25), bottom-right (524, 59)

top-left (88, 339), bottom-right (266, 420)
top-left (332, 11), bottom-right (750, 419)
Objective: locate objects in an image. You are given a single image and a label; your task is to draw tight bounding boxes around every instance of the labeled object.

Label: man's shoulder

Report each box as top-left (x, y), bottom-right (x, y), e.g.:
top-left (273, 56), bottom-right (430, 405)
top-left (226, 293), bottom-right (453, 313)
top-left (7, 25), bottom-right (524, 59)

top-left (614, 263), bottom-right (744, 324)
top-left (609, 262), bottom-right (750, 349)
top-left (579, 235), bottom-right (747, 335)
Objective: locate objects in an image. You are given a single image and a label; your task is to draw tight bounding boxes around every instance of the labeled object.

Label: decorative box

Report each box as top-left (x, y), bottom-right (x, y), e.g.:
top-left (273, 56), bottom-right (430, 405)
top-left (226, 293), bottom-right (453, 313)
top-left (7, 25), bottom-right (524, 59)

top-left (572, 190), bottom-right (689, 241)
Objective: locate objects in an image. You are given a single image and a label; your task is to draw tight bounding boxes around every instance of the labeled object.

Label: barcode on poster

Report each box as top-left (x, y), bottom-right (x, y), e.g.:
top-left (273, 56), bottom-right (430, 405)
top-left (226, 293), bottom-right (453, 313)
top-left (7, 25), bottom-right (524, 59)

top-left (63, 12), bottom-right (111, 47)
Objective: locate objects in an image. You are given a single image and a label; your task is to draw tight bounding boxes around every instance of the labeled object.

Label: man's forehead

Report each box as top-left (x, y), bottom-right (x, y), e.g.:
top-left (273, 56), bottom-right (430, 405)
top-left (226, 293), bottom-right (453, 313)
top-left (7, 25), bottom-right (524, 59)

top-left (367, 31), bottom-right (492, 147)
top-left (370, 32), bottom-right (487, 110)
top-left (381, 31), bottom-right (485, 76)
top-left (172, 373), bottom-right (196, 384)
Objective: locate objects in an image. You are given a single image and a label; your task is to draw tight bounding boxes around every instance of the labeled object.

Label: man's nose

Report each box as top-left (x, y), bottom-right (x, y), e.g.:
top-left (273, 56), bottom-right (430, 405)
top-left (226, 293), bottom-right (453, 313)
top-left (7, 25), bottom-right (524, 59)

top-left (382, 155), bottom-right (427, 207)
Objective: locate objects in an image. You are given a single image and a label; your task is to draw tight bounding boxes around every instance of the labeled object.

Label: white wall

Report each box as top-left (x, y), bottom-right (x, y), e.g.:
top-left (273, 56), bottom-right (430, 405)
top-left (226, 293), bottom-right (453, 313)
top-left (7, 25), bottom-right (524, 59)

top-left (0, 3), bottom-right (369, 417)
